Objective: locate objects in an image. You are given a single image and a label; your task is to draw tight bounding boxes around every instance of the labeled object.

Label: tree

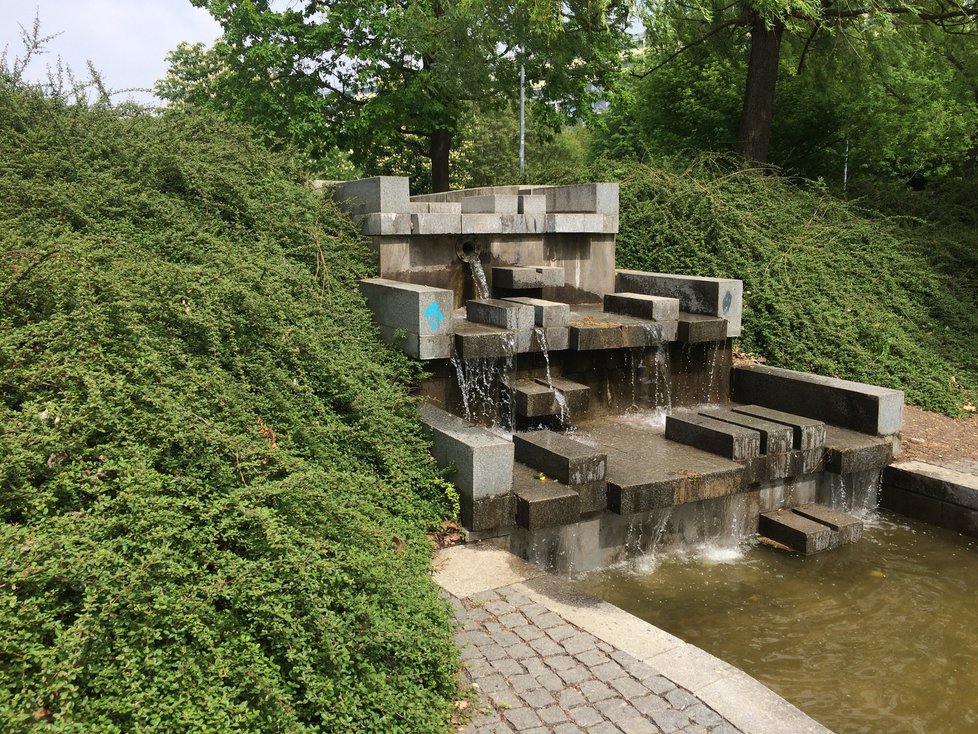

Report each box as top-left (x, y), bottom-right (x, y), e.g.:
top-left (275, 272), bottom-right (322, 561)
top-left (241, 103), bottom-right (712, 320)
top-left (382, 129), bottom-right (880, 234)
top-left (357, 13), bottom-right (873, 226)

top-left (632, 0), bottom-right (978, 167)
top-left (172, 0), bottom-right (630, 191)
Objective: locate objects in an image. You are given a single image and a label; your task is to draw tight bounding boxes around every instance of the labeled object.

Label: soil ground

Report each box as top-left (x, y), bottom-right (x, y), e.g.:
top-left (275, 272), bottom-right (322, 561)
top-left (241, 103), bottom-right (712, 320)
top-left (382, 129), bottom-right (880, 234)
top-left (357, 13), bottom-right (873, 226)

top-left (898, 405), bottom-right (978, 475)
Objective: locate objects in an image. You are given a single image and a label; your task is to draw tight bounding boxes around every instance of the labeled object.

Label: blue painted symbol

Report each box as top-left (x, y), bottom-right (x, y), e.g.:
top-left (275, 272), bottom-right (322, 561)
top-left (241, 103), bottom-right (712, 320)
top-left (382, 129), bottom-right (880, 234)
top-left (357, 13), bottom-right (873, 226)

top-left (424, 302), bottom-right (445, 332)
top-left (722, 291), bottom-right (733, 314)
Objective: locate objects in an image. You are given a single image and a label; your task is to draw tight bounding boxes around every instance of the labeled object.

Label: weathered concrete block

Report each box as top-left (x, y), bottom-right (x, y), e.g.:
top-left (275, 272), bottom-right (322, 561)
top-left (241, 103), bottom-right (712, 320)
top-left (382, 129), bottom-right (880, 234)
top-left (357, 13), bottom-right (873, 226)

top-left (359, 278), bottom-right (454, 337)
top-left (420, 404), bottom-right (514, 500)
top-left (882, 461), bottom-right (978, 511)
top-left (453, 321), bottom-right (517, 359)
top-left (460, 493), bottom-right (516, 532)
top-left (503, 297), bottom-right (570, 328)
top-left (699, 409), bottom-right (793, 455)
top-left (577, 481), bottom-right (608, 514)
top-left (466, 299), bottom-right (535, 332)
top-left (410, 201), bottom-right (462, 214)
top-left (677, 314), bottom-right (727, 342)
top-left (615, 270), bottom-right (743, 337)
top-left (569, 323), bottom-right (626, 351)
top-left (378, 325), bottom-right (452, 360)
top-left (519, 194), bottom-right (547, 214)
top-left (603, 292), bottom-right (680, 322)
top-left (525, 326), bottom-right (569, 352)
top-left (512, 380), bottom-right (559, 418)
top-left (543, 377), bottom-right (591, 418)
top-left (729, 405), bottom-right (826, 450)
top-left (461, 194), bottom-right (519, 214)
top-left (334, 176), bottom-right (410, 215)
top-left (625, 320), bottom-right (678, 346)
top-left (514, 430), bottom-right (607, 485)
top-left (665, 414), bottom-right (761, 461)
top-left (940, 502), bottom-right (978, 537)
top-left (792, 505), bottom-right (863, 545)
top-left (515, 483), bottom-right (581, 529)
top-left (356, 212), bottom-right (412, 236)
top-left (411, 212), bottom-right (461, 234)
top-left (879, 483), bottom-right (943, 525)
top-left (530, 183), bottom-right (619, 214)
top-left (545, 213), bottom-right (606, 233)
top-left (758, 509), bottom-right (834, 555)
top-left (492, 266), bottom-right (565, 290)
top-left (732, 364), bottom-right (904, 436)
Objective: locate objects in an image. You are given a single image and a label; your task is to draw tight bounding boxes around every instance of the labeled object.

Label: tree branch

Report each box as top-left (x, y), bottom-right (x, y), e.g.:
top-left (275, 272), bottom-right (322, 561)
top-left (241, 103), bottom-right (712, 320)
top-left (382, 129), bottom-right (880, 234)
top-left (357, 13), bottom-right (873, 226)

top-left (631, 17), bottom-right (744, 79)
top-left (796, 23), bottom-right (821, 74)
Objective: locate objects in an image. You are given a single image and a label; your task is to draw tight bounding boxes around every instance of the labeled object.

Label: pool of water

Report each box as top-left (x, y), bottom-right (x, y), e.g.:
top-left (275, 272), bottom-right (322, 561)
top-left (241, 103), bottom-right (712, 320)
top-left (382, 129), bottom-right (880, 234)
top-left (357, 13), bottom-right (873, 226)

top-left (578, 513), bottom-right (978, 734)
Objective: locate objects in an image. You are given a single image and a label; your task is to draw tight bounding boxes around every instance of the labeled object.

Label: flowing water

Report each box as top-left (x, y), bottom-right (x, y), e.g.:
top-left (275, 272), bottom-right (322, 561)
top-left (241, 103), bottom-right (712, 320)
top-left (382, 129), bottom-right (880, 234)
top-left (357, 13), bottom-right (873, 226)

top-left (579, 513), bottom-right (978, 734)
top-left (534, 327), bottom-right (569, 424)
top-left (468, 259), bottom-right (490, 299)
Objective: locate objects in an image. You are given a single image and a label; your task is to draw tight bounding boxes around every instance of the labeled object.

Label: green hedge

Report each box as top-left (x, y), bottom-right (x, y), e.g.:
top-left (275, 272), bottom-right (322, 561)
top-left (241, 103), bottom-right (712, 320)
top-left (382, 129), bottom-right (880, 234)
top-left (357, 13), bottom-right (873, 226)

top-left (595, 157), bottom-right (978, 415)
top-left (0, 84), bottom-right (458, 732)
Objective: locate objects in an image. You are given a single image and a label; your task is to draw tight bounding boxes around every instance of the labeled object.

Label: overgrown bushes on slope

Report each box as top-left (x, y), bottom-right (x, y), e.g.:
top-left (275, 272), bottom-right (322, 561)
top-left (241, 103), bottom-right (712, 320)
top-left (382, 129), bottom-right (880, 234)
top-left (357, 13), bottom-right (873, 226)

top-left (592, 157), bottom-right (978, 415)
top-left (0, 83), bottom-right (458, 732)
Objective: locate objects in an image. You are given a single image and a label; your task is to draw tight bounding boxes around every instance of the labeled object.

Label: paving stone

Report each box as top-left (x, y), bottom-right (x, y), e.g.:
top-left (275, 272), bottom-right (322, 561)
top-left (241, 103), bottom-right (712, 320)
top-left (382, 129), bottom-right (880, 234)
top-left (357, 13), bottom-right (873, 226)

top-left (568, 705), bottom-right (605, 727)
top-left (540, 704), bottom-right (569, 725)
top-left (464, 659), bottom-right (495, 679)
top-left (592, 660), bottom-right (627, 682)
top-left (475, 723), bottom-right (513, 734)
top-left (466, 606), bottom-right (492, 624)
top-left (522, 657), bottom-right (551, 678)
top-left (610, 676), bottom-right (652, 698)
top-left (587, 723), bottom-right (624, 734)
top-left (580, 679), bottom-right (616, 703)
top-left (502, 706), bottom-right (543, 730)
top-left (650, 709), bottom-right (692, 732)
top-left (482, 643), bottom-right (509, 662)
top-left (509, 673), bottom-right (540, 693)
top-left (515, 624), bottom-right (547, 642)
top-left (686, 703), bottom-right (723, 727)
top-left (470, 589), bottom-right (500, 603)
top-left (529, 637), bottom-right (564, 656)
top-left (546, 654), bottom-right (579, 671)
top-left (497, 611), bottom-right (528, 628)
top-left (505, 642), bottom-right (535, 660)
top-left (457, 630), bottom-right (488, 648)
top-left (609, 649), bottom-right (639, 667)
top-left (523, 728), bottom-right (549, 734)
top-left (536, 670), bottom-right (566, 692)
top-left (487, 688), bottom-right (522, 709)
top-left (618, 717), bottom-right (660, 734)
top-left (466, 707), bottom-right (502, 727)
top-left (461, 645), bottom-right (484, 661)
top-left (631, 695), bottom-right (669, 716)
top-left (492, 630), bottom-right (522, 648)
top-left (595, 698), bottom-right (641, 721)
top-left (563, 632), bottom-right (598, 655)
top-left (710, 724), bottom-right (743, 734)
top-left (521, 687), bottom-right (557, 709)
top-left (558, 665), bottom-right (593, 685)
top-left (530, 611), bottom-right (564, 629)
top-left (574, 648), bottom-right (610, 667)
top-left (553, 723), bottom-right (586, 734)
top-left (643, 675), bottom-right (676, 695)
top-left (521, 601), bottom-right (551, 617)
top-left (596, 640), bottom-right (614, 653)
top-left (665, 688), bottom-right (699, 711)
top-left (491, 658), bottom-right (525, 677)
top-left (548, 623), bottom-right (580, 642)
top-left (683, 726), bottom-right (708, 734)
top-left (558, 687), bottom-right (588, 709)
top-left (476, 673), bottom-right (508, 694)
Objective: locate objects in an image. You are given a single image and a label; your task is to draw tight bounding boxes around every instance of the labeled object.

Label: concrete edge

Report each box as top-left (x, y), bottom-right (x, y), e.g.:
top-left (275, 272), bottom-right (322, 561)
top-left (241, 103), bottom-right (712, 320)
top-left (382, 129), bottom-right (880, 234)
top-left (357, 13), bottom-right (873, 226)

top-left (434, 544), bottom-right (832, 734)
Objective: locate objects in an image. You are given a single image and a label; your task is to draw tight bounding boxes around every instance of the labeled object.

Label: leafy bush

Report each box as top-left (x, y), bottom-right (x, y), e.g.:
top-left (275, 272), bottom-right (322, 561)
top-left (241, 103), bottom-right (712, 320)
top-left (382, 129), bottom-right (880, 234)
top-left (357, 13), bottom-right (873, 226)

top-left (593, 156), bottom-right (978, 415)
top-left (0, 83), bottom-right (458, 732)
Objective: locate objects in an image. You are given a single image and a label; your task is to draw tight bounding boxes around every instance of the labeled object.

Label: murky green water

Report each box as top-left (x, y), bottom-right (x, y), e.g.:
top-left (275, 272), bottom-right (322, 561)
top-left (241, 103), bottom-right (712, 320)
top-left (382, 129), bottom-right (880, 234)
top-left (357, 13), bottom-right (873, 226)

top-left (579, 513), bottom-right (978, 734)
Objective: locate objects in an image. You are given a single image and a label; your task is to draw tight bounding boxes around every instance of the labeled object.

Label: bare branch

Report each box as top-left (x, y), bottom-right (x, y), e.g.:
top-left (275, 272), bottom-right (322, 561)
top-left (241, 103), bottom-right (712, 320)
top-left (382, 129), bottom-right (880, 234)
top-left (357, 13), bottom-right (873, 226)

top-left (631, 17), bottom-right (744, 79)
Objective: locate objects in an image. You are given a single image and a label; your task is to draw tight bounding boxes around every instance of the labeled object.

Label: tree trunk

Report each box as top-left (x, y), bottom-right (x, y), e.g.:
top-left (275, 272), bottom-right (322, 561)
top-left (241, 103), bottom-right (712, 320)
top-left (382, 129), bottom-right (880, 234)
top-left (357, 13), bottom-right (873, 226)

top-left (430, 129), bottom-right (452, 192)
top-left (737, 12), bottom-right (784, 166)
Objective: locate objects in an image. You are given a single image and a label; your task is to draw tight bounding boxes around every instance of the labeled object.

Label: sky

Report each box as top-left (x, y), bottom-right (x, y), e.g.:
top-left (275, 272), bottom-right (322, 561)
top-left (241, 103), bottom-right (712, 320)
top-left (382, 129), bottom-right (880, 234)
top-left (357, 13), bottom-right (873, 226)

top-left (0, 0), bottom-right (223, 105)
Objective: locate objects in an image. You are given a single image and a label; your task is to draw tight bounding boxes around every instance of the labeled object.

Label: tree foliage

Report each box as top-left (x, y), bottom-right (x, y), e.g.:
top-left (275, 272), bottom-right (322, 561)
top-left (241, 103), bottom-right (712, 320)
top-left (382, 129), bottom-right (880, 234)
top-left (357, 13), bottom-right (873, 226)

top-left (0, 72), bottom-right (460, 732)
top-left (162, 0), bottom-right (630, 191)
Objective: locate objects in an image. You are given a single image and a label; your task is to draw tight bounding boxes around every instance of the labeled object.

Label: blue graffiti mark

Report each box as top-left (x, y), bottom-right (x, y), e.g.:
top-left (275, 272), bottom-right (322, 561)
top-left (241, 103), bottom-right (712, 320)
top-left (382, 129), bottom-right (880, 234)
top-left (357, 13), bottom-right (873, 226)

top-left (424, 302), bottom-right (445, 332)
top-left (722, 290), bottom-right (733, 314)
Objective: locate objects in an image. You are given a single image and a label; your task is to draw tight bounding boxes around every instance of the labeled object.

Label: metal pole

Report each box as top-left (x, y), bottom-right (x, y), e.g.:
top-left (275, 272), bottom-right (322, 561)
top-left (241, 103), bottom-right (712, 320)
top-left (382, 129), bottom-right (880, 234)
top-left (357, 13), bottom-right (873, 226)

top-left (519, 63), bottom-right (525, 179)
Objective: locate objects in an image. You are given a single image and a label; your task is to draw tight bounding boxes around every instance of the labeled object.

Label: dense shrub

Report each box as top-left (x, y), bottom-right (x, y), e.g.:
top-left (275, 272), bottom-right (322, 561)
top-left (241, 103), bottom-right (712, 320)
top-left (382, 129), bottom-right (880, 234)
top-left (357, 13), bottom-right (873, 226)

top-left (593, 157), bottom-right (978, 415)
top-left (0, 84), bottom-right (458, 732)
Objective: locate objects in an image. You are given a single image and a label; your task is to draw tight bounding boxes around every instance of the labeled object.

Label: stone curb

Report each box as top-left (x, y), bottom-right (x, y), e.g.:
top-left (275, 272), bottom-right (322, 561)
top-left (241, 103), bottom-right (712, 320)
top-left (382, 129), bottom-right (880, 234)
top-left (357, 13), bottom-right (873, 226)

top-left (435, 544), bottom-right (832, 734)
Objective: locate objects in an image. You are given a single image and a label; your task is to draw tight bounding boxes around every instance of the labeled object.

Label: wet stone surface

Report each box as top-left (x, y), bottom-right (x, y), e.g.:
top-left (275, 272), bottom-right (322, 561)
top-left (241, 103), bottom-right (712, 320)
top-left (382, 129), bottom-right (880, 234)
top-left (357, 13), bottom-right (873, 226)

top-left (448, 586), bottom-right (743, 734)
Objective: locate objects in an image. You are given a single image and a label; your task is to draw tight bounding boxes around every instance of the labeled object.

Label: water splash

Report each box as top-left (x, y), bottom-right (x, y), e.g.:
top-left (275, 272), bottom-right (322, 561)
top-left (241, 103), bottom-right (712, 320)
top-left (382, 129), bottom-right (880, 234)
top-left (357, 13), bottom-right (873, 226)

top-left (534, 327), bottom-right (569, 424)
top-left (468, 259), bottom-right (490, 300)
top-left (653, 343), bottom-right (672, 411)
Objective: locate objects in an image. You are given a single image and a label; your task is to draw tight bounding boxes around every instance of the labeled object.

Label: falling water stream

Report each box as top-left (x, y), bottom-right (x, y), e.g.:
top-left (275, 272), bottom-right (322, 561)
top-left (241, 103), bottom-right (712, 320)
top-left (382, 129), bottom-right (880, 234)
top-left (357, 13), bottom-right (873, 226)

top-left (580, 512), bottom-right (978, 734)
top-left (468, 259), bottom-right (490, 300)
top-left (534, 327), bottom-right (569, 424)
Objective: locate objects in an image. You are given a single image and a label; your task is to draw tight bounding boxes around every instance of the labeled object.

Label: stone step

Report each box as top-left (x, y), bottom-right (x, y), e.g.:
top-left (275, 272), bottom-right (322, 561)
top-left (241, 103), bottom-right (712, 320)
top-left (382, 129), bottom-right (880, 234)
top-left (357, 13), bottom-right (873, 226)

top-left (511, 380), bottom-right (560, 418)
top-left (466, 298), bottom-right (535, 331)
top-left (512, 463), bottom-right (606, 529)
top-left (502, 296), bottom-right (570, 328)
top-left (538, 377), bottom-right (591, 418)
top-left (823, 424), bottom-right (895, 475)
top-left (603, 292), bottom-right (680, 322)
top-left (615, 270), bottom-right (743, 337)
top-left (493, 266), bottom-right (565, 290)
top-left (729, 405), bottom-right (826, 450)
top-left (677, 313), bottom-right (727, 342)
top-left (453, 321), bottom-right (517, 359)
top-left (758, 505), bottom-right (863, 554)
top-left (513, 430), bottom-right (607, 485)
top-left (569, 316), bottom-right (677, 351)
top-left (664, 414), bottom-right (762, 461)
top-left (699, 408), bottom-right (793, 455)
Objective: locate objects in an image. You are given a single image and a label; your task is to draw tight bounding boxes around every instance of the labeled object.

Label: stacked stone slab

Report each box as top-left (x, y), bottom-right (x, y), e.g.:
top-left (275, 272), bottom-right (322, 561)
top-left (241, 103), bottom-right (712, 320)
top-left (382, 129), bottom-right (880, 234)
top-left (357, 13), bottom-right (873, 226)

top-left (758, 505), bottom-right (863, 555)
top-left (615, 269), bottom-right (742, 338)
top-left (512, 430), bottom-right (608, 528)
top-left (508, 377), bottom-right (591, 424)
top-left (358, 278), bottom-right (454, 359)
top-left (421, 404), bottom-right (515, 532)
